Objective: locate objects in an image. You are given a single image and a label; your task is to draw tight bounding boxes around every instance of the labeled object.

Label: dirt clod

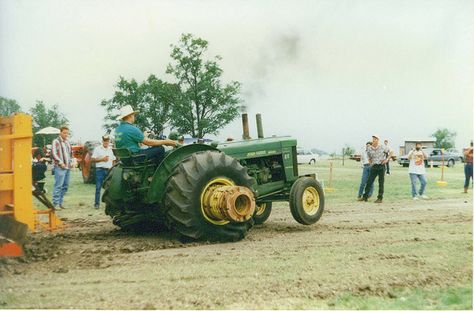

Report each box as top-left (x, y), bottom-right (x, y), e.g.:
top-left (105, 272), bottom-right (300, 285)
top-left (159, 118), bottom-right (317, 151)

top-left (53, 268), bottom-right (68, 273)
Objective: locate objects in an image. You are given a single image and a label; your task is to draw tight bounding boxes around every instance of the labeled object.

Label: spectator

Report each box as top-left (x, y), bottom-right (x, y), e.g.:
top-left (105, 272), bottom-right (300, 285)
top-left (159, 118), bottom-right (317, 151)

top-left (464, 141), bottom-right (473, 193)
top-left (357, 141), bottom-right (374, 201)
top-left (384, 139), bottom-right (392, 175)
top-left (91, 135), bottom-right (116, 209)
top-left (407, 142), bottom-right (429, 200)
top-left (114, 105), bottom-right (177, 164)
top-left (51, 125), bottom-right (73, 210)
top-left (362, 134), bottom-right (391, 203)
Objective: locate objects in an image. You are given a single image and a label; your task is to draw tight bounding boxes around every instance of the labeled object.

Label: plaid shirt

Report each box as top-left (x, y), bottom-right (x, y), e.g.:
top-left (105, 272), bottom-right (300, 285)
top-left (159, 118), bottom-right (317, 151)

top-left (51, 136), bottom-right (72, 168)
top-left (367, 144), bottom-right (390, 165)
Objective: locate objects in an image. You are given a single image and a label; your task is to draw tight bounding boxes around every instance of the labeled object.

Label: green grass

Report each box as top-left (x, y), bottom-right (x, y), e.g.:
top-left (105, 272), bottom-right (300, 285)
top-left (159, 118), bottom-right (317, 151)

top-left (330, 285), bottom-right (472, 310)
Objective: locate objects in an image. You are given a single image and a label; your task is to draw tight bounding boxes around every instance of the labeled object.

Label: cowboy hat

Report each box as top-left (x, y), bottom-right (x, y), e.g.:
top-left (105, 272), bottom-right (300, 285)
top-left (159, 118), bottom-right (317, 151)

top-left (116, 105), bottom-right (138, 120)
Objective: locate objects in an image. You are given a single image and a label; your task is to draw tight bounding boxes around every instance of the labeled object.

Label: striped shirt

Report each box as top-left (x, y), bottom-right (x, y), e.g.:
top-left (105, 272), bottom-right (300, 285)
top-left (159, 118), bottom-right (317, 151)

top-left (52, 136), bottom-right (72, 168)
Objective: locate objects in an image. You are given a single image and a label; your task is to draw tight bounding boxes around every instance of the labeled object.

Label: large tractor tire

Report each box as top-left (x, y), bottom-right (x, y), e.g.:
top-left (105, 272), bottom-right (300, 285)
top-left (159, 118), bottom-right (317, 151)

top-left (253, 202), bottom-right (272, 225)
top-left (289, 177), bottom-right (324, 225)
top-left (81, 141), bottom-right (100, 184)
top-left (164, 151), bottom-right (255, 242)
top-left (102, 169), bottom-right (165, 232)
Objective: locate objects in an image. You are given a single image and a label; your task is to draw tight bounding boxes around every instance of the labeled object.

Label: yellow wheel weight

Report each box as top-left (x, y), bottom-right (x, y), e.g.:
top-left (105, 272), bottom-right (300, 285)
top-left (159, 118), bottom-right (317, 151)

top-left (200, 177), bottom-right (234, 225)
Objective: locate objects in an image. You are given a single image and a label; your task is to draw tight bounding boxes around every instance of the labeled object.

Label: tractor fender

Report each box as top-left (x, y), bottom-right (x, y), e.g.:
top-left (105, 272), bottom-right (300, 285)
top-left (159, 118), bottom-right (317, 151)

top-left (145, 144), bottom-right (218, 204)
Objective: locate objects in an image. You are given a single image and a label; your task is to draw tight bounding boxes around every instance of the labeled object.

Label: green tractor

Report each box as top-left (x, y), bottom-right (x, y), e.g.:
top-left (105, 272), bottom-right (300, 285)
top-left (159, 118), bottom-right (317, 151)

top-left (102, 115), bottom-right (325, 242)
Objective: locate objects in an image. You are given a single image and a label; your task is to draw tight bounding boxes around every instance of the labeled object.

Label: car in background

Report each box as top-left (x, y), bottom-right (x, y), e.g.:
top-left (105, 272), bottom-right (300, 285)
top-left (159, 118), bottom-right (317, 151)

top-left (398, 147), bottom-right (462, 167)
top-left (447, 148), bottom-right (464, 162)
top-left (297, 149), bottom-right (319, 165)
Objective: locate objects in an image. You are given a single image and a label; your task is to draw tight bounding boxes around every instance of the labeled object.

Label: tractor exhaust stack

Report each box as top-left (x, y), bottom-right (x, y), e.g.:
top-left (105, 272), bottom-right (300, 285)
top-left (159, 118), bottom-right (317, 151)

top-left (256, 113), bottom-right (264, 139)
top-left (242, 113), bottom-right (250, 140)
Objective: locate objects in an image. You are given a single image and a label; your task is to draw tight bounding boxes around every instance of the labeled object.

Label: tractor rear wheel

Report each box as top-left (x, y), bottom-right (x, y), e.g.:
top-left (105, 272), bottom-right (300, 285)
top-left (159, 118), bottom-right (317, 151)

top-left (253, 202), bottom-right (272, 225)
top-left (289, 177), bottom-right (324, 225)
top-left (164, 151), bottom-right (255, 242)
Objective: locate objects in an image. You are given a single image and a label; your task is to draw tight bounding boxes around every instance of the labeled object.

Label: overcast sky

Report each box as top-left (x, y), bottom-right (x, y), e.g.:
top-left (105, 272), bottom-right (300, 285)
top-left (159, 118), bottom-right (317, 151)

top-left (1, 0), bottom-right (472, 154)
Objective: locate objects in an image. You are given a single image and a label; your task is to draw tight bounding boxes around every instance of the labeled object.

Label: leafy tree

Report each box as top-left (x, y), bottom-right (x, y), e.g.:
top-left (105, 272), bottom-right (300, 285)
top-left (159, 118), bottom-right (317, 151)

top-left (166, 33), bottom-right (241, 138)
top-left (431, 128), bottom-right (457, 149)
top-left (0, 96), bottom-right (22, 116)
top-left (101, 75), bottom-right (177, 136)
top-left (30, 101), bottom-right (69, 147)
top-left (343, 145), bottom-right (355, 156)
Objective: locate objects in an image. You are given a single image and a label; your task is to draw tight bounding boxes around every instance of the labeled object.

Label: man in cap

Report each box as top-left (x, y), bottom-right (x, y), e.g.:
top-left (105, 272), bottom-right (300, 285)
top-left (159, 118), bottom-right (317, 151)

top-left (361, 134), bottom-right (392, 203)
top-left (114, 105), bottom-right (177, 163)
top-left (91, 135), bottom-right (116, 209)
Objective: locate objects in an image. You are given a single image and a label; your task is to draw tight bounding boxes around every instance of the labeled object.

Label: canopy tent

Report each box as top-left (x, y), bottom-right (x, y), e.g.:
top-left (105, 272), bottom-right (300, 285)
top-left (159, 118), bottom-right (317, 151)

top-left (35, 127), bottom-right (60, 135)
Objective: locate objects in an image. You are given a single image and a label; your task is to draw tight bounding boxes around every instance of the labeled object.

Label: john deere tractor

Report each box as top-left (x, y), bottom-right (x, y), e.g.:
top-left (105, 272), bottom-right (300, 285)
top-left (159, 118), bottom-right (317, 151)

top-left (102, 114), bottom-right (324, 242)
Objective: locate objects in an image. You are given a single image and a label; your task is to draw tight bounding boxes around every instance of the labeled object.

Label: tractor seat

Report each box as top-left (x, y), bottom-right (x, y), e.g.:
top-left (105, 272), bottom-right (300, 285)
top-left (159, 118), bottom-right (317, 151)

top-left (113, 148), bottom-right (149, 166)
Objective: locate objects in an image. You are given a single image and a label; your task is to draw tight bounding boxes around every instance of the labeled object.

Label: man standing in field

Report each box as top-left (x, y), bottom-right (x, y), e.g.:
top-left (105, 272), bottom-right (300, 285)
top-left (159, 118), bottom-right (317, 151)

top-left (384, 139), bottom-right (392, 175)
top-left (407, 142), bottom-right (429, 200)
top-left (91, 135), bottom-right (116, 209)
top-left (463, 141), bottom-right (473, 193)
top-left (51, 125), bottom-right (73, 210)
top-left (114, 105), bottom-right (177, 163)
top-left (357, 141), bottom-right (374, 201)
top-left (362, 135), bottom-right (392, 203)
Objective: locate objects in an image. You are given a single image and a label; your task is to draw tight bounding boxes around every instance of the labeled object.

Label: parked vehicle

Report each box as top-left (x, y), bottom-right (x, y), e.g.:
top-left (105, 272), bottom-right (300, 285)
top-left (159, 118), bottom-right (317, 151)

top-left (398, 147), bottom-right (462, 167)
top-left (297, 149), bottom-right (319, 165)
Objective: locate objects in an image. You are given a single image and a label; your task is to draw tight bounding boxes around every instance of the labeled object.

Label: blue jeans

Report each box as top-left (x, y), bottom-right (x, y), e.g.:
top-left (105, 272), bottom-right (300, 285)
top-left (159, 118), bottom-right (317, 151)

top-left (358, 165), bottom-right (374, 197)
top-left (95, 168), bottom-right (108, 206)
top-left (465, 163), bottom-right (473, 188)
top-left (137, 146), bottom-right (166, 164)
top-left (53, 167), bottom-right (70, 206)
top-left (410, 173), bottom-right (427, 197)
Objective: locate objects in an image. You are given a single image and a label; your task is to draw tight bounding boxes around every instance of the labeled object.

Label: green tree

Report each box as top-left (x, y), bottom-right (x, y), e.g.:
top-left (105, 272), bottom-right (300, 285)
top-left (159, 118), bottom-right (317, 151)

top-left (101, 75), bottom-right (177, 136)
top-left (166, 33), bottom-right (241, 138)
top-left (343, 145), bottom-right (355, 156)
top-left (431, 128), bottom-right (457, 149)
top-left (0, 96), bottom-right (22, 116)
top-left (30, 101), bottom-right (69, 147)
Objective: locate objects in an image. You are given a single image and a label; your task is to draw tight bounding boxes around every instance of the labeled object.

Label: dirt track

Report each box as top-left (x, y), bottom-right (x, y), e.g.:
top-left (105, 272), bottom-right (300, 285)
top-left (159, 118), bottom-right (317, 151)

top-left (1, 195), bottom-right (472, 309)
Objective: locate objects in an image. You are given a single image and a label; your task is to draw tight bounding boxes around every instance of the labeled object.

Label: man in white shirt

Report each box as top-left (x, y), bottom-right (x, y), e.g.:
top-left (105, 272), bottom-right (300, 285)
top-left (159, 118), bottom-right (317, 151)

top-left (407, 142), bottom-right (428, 200)
top-left (357, 141), bottom-right (374, 200)
top-left (91, 135), bottom-right (116, 209)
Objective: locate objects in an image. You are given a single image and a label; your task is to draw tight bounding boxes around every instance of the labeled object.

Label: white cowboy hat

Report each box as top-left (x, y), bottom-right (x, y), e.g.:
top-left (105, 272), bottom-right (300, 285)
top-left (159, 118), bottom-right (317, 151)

top-left (116, 105), bottom-right (138, 120)
top-left (372, 134), bottom-right (380, 140)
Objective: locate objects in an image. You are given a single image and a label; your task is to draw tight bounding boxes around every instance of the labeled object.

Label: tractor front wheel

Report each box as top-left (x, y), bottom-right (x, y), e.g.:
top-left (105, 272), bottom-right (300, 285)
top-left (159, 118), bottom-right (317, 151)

top-left (253, 202), bottom-right (272, 225)
top-left (164, 151), bottom-right (255, 242)
top-left (289, 177), bottom-right (324, 225)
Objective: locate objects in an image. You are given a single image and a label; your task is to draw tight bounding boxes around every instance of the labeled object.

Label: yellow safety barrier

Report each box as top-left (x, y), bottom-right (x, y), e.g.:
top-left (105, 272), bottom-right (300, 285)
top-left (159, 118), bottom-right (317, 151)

top-left (0, 113), bottom-right (63, 232)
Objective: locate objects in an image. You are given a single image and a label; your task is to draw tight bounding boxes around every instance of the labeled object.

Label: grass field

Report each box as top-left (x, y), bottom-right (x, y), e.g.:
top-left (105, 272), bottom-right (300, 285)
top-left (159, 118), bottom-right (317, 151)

top-left (0, 159), bottom-right (472, 309)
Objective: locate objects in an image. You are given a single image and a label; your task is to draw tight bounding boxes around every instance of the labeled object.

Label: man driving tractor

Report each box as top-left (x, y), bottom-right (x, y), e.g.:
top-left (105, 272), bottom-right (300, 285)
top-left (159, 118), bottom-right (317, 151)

top-left (114, 105), bottom-right (177, 164)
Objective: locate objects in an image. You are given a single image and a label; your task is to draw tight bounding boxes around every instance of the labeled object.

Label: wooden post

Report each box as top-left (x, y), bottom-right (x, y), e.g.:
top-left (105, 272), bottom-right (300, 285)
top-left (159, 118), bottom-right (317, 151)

top-left (325, 161), bottom-right (335, 192)
top-left (437, 148), bottom-right (447, 186)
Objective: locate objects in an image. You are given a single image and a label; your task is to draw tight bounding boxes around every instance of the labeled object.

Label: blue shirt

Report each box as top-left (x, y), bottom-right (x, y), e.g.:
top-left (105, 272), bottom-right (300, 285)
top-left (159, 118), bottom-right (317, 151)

top-left (114, 121), bottom-right (145, 153)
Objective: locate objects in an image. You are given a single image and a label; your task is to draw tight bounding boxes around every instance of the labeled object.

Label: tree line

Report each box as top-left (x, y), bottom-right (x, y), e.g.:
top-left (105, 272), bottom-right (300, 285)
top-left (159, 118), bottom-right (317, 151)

top-left (0, 97), bottom-right (68, 147)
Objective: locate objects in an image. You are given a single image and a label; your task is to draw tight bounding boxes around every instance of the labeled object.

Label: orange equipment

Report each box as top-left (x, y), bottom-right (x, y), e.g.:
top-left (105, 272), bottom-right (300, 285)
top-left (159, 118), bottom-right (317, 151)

top-left (0, 113), bottom-right (63, 257)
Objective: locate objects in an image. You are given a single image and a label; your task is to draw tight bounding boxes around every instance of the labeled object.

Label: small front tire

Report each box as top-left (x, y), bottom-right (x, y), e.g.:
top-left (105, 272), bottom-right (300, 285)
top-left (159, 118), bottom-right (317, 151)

top-left (289, 177), bottom-right (324, 225)
top-left (253, 202), bottom-right (272, 225)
